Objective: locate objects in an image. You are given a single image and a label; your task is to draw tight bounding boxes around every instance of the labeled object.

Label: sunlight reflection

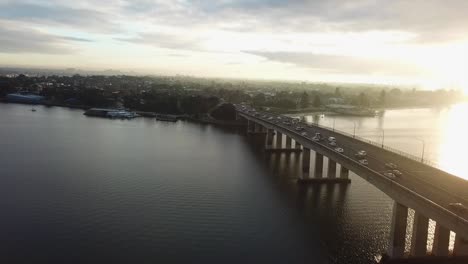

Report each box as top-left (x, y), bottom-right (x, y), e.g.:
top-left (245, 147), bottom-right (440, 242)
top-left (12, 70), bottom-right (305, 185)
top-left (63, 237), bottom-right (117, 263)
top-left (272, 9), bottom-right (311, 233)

top-left (438, 104), bottom-right (468, 180)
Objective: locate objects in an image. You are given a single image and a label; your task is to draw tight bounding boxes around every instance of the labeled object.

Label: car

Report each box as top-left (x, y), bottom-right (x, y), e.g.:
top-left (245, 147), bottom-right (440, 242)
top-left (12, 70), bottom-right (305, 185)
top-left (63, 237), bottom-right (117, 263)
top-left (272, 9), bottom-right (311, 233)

top-left (307, 123), bottom-right (314, 128)
top-left (314, 133), bottom-right (322, 140)
top-left (268, 117), bottom-right (274, 120)
top-left (385, 163), bottom-right (398, 169)
top-left (328, 136), bottom-right (336, 142)
top-left (312, 136), bottom-right (320, 142)
top-left (392, 170), bottom-right (403, 177)
top-left (301, 132), bottom-right (308, 137)
top-left (329, 141), bottom-right (337, 146)
top-left (335, 147), bottom-right (344, 153)
top-left (295, 126), bottom-right (304, 131)
top-left (383, 172), bottom-right (396, 179)
top-left (359, 159), bottom-right (368, 165)
top-left (355, 150), bottom-right (367, 158)
top-left (448, 203), bottom-right (468, 215)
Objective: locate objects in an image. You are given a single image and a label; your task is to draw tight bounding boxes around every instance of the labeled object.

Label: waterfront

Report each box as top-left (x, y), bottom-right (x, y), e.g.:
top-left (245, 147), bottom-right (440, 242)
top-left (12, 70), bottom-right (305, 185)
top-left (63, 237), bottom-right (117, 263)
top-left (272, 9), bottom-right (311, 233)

top-left (0, 103), bottom-right (465, 263)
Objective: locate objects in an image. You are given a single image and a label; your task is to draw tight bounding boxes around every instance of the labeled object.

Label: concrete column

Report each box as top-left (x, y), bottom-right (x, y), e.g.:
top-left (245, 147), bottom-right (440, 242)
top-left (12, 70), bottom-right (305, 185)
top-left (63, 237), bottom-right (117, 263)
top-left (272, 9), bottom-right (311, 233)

top-left (302, 148), bottom-right (311, 177)
top-left (454, 234), bottom-right (468, 256)
top-left (410, 211), bottom-right (429, 256)
top-left (315, 153), bottom-right (323, 178)
top-left (254, 122), bottom-right (260, 132)
top-left (276, 131), bottom-right (283, 148)
top-left (328, 159), bottom-right (337, 178)
top-left (295, 141), bottom-right (302, 149)
top-left (247, 120), bottom-right (253, 132)
top-left (432, 223), bottom-right (450, 256)
top-left (388, 202), bottom-right (409, 258)
top-left (266, 129), bottom-right (274, 147)
top-left (286, 136), bottom-right (292, 149)
top-left (340, 166), bottom-right (349, 179)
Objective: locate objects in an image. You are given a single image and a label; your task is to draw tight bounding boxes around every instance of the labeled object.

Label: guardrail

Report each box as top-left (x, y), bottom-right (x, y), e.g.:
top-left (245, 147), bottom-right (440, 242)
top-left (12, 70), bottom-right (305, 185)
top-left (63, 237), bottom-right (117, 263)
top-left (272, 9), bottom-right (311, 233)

top-left (303, 120), bottom-right (440, 169)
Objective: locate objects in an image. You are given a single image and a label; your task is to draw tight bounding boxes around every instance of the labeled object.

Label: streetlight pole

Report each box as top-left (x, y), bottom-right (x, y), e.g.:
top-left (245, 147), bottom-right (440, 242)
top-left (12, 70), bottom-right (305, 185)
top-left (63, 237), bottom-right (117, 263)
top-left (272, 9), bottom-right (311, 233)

top-left (415, 138), bottom-right (425, 162)
top-left (381, 129), bottom-right (385, 148)
top-left (333, 118), bottom-right (336, 132)
top-left (353, 122), bottom-right (356, 138)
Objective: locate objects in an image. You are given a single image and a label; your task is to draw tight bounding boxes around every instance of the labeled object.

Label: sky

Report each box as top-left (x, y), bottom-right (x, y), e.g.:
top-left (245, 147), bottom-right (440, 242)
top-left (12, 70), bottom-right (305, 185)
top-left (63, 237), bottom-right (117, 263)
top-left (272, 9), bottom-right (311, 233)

top-left (1, 0), bottom-right (468, 90)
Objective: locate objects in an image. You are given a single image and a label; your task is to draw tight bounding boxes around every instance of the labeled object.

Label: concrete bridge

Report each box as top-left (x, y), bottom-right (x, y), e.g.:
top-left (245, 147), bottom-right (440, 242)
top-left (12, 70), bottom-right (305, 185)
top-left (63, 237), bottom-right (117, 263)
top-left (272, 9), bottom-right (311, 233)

top-left (235, 106), bottom-right (468, 259)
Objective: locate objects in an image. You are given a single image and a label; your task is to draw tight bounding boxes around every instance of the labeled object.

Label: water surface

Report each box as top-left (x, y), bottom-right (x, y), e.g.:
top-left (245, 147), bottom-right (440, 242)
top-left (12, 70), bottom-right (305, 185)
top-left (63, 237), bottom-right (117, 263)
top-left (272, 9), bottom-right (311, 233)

top-left (1, 103), bottom-right (405, 263)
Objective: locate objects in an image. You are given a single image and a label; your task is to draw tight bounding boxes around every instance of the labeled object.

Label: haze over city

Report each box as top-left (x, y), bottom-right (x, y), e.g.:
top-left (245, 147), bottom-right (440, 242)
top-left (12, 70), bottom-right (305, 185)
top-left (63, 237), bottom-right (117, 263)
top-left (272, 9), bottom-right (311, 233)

top-left (1, 0), bottom-right (468, 91)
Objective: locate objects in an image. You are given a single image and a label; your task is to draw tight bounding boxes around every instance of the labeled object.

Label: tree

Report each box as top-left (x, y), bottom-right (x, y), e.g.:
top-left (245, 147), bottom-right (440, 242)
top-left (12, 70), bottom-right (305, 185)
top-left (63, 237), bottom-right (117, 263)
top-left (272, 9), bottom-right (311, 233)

top-left (252, 92), bottom-right (266, 106)
top-left (358, 92), bottom-right (369, 107)
top-left (300, 91), bottom-right (309, 108)
top-left (379, 90), bottom-right (386, 105)
top-left (335, 87), bottom-right (342, 97)
top-left (312, 94), bottom-right (322, 107)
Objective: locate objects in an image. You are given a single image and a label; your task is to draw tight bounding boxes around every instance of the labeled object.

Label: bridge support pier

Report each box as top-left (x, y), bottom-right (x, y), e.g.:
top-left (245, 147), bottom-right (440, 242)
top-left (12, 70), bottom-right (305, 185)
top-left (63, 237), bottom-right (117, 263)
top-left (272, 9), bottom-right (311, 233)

top-left (254, 122), bottom-right (261, 132)
top-left (286, 136), bottom-right (292, 148)
top-left (247, 120), bottom-right (253, 132)
top-left (328, 159), bottom-right (336, 178)
top-left (266, 129), bottom-right (274, 148)
top-left (276, 131), bottom-right (283, 148)
top-left (454, 234), bottom-right (468, 256)
top-left (295, 141), bottom-right (302, 149)
top-left (315, 153), bottom-right (323, 177)
top-left (340, 166), bottom-right (349, 179)
top-left (302, 148), bottom-right (311, 178)
top-left (432, 223), bottom-right (450, 256)
top-left (388, 202), bottom-right (408, 258)
top-left (410, 211), bottom-right (429, 256)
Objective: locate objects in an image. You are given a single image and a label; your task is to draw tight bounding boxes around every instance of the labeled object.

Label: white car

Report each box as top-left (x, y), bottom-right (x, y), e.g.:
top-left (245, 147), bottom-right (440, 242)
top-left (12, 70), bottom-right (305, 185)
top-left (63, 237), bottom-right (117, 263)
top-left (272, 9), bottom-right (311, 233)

top-left (301, 132), bottom-right (308, 137)
top-left (383, 172), bottom-right (396, 179)
top-left (334, 147), bottom-right (344, 153)
top-left (359, 159), bottom-right (368, 165)
top-left (329, 141), bottom-right (337, 146)
top-left (355, 150), bottom-right (367, 158)
top-left (328, 136), bottom-right (336, 142)
top-left (312, 136), bottom-right (320, 142)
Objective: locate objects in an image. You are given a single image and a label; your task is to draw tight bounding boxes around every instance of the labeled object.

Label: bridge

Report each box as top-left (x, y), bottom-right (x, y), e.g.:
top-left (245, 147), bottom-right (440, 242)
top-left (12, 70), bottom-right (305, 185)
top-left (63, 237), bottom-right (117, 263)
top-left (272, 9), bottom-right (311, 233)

top-left (235, 105), bottom-right (468, 259)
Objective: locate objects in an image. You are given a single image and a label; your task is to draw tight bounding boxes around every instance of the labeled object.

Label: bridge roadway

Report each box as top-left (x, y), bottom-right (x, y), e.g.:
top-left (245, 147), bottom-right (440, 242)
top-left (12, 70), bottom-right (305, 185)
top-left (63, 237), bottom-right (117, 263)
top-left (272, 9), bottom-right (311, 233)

top-left (237, 109), bottom-right (468, 240)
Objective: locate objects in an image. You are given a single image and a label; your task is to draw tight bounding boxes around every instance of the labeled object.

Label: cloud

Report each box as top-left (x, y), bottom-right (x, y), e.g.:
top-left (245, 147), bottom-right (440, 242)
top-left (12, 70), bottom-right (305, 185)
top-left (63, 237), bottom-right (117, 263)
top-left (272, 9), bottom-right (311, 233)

top-left (119, 0), bottom-right (468, 43)
top-left (0, 23), bottom-right (76, 54)
top-left (117, 32), bottom-right (203, 51)
top-left (0, 2), bottom-right (117, 32)
top-left (60, 36), bottom-right (94, 42)
top-left (245, 51), bottom-right (427, 76)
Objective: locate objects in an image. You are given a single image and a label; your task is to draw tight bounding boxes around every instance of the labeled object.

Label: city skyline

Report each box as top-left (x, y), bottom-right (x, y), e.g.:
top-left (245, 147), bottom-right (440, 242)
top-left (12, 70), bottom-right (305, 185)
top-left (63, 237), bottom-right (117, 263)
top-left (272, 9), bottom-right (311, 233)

top-left (1, 0), bottom-right (468, 91)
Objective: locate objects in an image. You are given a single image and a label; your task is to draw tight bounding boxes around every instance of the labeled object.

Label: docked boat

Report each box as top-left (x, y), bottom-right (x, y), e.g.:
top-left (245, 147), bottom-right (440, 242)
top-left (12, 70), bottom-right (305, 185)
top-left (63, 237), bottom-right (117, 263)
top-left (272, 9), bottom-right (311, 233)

top-left (84, 108), bottom-right (138, 119)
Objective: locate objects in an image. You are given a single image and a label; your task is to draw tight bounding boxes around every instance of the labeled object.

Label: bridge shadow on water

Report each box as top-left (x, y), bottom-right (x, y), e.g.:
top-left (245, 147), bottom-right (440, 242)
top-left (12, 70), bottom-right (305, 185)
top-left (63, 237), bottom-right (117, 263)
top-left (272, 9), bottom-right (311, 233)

top-left (239, 131), bottom-right (391, 263)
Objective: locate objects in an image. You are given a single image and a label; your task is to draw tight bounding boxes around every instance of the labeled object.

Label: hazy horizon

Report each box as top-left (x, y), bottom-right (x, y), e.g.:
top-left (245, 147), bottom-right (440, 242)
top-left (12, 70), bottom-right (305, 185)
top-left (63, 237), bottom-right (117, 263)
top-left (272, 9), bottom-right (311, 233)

top-left (1, 1), bottom-right (468, 91)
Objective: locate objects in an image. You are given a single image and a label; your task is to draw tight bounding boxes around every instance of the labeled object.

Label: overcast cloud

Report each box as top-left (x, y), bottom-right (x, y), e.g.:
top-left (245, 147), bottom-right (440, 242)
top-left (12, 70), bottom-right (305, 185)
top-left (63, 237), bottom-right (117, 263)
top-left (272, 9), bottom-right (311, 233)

top-left (1, 0), bottom-right (467, 85)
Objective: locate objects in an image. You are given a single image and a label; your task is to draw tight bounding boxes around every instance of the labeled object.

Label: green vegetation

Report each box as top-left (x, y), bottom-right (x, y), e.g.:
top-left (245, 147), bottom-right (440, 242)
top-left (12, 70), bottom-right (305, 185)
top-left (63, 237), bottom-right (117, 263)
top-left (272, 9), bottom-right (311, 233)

top-left (1, 72), bottom-right (466, 119)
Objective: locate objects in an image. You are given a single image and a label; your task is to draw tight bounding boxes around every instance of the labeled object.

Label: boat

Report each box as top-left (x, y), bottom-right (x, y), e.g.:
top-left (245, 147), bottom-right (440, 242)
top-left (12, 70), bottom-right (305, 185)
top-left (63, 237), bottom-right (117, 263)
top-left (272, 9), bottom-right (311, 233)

top-left (84, 108), bottom-right (138, 119)
top-left (6, 93), bottom-right (45, 104)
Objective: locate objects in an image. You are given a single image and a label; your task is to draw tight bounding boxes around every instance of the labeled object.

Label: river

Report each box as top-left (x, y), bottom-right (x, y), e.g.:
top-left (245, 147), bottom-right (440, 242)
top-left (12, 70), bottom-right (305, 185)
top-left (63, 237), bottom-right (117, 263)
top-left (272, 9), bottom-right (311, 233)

top-left (0, 103), bottom-right (465, 263)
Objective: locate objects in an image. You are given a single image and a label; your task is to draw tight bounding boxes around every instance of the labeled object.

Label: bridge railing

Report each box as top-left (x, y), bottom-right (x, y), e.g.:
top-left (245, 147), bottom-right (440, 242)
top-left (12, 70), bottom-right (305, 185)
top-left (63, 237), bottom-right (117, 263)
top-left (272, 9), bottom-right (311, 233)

top-left (305, 121), bottom-right (441, 169)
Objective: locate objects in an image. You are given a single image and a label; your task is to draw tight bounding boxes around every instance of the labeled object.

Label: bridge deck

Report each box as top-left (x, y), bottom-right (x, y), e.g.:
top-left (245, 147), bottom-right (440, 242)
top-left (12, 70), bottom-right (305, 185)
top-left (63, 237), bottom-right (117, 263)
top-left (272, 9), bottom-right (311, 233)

top-left (238, 110), bottom-right (468, 238)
